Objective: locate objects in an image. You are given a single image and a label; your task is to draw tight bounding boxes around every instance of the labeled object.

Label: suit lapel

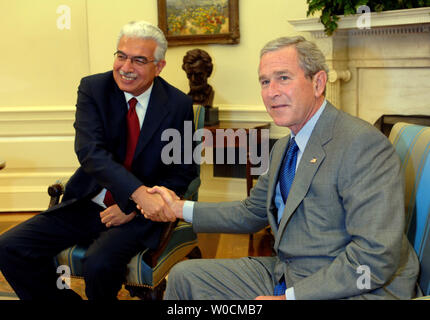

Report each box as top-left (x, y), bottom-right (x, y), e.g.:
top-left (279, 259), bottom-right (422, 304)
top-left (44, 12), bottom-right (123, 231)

top-left (109, 79), bottom-right (129, 158)
top-left (273, 103), bottom-right (338, 249)
top-left (133, 77), bottom-right (169, 160)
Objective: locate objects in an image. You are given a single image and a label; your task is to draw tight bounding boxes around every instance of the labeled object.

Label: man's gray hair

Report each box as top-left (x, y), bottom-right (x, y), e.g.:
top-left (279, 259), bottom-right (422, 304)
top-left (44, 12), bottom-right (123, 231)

top-left (260, 36), bottom-right (329, 79)
top-left (117, 20), bottom-right (168, 62)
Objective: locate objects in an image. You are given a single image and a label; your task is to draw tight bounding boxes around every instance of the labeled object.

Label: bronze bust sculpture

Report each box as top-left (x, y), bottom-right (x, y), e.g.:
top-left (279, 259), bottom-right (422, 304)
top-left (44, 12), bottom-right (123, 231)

top-left (182, 49), bottom-right (214, 107)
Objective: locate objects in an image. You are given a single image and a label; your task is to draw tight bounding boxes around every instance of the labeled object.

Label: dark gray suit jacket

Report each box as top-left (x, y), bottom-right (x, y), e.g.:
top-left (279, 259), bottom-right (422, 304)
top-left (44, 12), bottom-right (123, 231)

top-left (55, 71), bottom-right (197, 249)
top-left (193, 102), bottom-right (420, 299)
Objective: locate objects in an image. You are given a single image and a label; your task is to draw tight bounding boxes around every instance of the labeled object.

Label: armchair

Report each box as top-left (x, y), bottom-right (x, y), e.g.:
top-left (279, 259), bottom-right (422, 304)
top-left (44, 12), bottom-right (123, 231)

top-left (388, 122), bottom-right (430, 297)
top-left (50, 105), bottom-right (205, 300)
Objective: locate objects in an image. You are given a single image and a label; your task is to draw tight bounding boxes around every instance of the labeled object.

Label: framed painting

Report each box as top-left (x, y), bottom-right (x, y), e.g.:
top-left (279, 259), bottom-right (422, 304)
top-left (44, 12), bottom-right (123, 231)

top-left (157, 0), bottom-right (240, 46)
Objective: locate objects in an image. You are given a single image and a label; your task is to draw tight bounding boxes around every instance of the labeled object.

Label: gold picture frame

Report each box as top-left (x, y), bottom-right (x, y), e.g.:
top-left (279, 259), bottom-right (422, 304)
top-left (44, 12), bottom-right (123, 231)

top-left (157, 0), bottom-right (240, 46)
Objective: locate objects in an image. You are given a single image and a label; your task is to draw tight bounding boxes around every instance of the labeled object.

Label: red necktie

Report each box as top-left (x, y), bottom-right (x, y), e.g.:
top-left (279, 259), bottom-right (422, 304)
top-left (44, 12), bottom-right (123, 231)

top-left (103, 97), bottom-right (140, 207)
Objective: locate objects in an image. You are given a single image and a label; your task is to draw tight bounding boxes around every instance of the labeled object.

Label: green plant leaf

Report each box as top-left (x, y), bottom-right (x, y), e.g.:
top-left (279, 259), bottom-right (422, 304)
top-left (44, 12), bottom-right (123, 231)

top-left (306, 0), bottom-right (429, 35)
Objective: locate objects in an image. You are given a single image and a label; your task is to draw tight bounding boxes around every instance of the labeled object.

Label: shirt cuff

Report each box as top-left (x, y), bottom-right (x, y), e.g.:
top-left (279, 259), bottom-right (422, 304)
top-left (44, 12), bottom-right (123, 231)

top-left (182, 200), bottom-right (194, 223)
top-left (285, 287), bottom-right (295, 300)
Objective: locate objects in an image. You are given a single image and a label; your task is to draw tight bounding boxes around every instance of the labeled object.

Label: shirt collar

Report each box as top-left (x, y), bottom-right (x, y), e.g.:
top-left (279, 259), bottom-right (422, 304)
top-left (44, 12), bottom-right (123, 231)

top-left (123, 82), bottom-right (154, 107)
top-left (291, 99), bottom-right (327, 153)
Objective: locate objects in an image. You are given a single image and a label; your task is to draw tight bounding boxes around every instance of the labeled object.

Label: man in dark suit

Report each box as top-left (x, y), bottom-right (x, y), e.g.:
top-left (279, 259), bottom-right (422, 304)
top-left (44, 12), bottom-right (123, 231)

top-left (145, 36), bottom-right (420, 300)
top-left (0, 20), bottom-right (196, 300)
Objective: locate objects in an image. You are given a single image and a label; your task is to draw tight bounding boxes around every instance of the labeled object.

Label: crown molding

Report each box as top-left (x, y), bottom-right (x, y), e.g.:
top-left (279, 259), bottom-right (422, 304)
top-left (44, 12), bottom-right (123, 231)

top-left (289, 7), bottom-right (430, 35)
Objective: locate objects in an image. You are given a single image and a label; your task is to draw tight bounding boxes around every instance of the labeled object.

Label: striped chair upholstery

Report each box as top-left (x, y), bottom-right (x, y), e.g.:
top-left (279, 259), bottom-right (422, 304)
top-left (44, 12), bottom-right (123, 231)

top-left (53, 105), bottom-right (205, 298)
top-left (389, 122), bottom-right (430, 296)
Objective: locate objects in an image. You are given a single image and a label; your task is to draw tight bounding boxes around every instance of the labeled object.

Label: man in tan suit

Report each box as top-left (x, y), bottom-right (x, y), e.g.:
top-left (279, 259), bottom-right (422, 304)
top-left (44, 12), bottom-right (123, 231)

top-left (143, 36), bottom-right (420, 300)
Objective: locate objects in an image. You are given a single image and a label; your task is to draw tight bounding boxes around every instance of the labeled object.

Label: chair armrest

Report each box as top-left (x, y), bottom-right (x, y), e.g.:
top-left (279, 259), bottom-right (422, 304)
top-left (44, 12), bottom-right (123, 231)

top-left (48, 182), bottom-right (66, 208)
top-left (182, 177), bottom-right (201, 201)
top-left (142, 183), bottom-right (199, 268)
top-left (142, 220), bottom-right (179, 268)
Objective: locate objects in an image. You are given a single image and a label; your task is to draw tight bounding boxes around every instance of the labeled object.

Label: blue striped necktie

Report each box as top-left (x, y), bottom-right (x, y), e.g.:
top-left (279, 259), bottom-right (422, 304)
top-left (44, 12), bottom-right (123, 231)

top-left (274, 280), bottom-right (287, 296)
top-left (279, 137), bottom-right (299, 203)
top-left (274, 137), bottom-right (298, 296)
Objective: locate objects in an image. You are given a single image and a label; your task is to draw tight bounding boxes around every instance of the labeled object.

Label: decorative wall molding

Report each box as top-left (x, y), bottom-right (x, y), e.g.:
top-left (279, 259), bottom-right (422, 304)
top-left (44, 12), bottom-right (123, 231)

top-left (288, 7), bottom-right (430, 34)
top-left (0, 106), bottom-right (77, 211)
top-left (348, 24), bottom-right (430, 36)
top-left (295, 24), bottom-right (430, 39)
top-left (0, 106), bottom-right (75, 137)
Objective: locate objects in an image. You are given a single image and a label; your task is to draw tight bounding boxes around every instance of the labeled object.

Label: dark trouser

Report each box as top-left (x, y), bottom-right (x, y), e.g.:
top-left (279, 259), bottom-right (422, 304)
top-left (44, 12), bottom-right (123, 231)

top-left (0, 199), bottom-right (149, 300)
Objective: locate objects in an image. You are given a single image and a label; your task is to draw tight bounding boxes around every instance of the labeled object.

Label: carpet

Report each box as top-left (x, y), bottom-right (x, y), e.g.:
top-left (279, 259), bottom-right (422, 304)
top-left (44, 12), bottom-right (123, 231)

top-left (0, 273), bottom-right (18, 300)
top-left (0, 217), bottom-right (138, 300)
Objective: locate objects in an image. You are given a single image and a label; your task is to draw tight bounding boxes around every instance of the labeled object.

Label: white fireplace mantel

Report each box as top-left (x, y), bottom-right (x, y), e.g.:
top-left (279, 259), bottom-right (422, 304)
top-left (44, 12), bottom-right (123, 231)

top-left (288, 7), bottom-right (430, 124)
top-left (289, 7), bottom-right (430, 34)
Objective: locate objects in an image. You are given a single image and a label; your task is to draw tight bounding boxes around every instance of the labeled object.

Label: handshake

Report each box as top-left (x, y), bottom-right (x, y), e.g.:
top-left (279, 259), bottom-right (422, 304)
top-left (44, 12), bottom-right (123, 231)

top-left (100, 185), bottom-right (184, 228)
top-left (133, 186), bottom-right (185, 222)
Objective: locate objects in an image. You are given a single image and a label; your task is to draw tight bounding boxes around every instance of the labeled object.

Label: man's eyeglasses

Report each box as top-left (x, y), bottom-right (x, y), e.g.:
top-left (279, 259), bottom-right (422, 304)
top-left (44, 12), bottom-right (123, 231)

top-left (114, 51), bottom-right (156, 66)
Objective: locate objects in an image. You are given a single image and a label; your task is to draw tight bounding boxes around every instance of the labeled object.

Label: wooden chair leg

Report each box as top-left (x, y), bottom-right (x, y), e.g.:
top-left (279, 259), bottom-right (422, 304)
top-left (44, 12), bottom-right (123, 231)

top-left (186, 246), bottom-right (202, 259)
top-left (248, 233), bottom-right (255, 256)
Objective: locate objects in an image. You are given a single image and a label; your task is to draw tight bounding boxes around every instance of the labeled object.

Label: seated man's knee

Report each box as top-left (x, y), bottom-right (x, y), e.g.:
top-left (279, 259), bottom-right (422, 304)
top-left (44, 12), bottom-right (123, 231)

top-left (165, 260), bottom-right (206, 299)
top-left (170, 259), bottom-right (193, 275)
top-left (168, 259), bottom-right (201, 286)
